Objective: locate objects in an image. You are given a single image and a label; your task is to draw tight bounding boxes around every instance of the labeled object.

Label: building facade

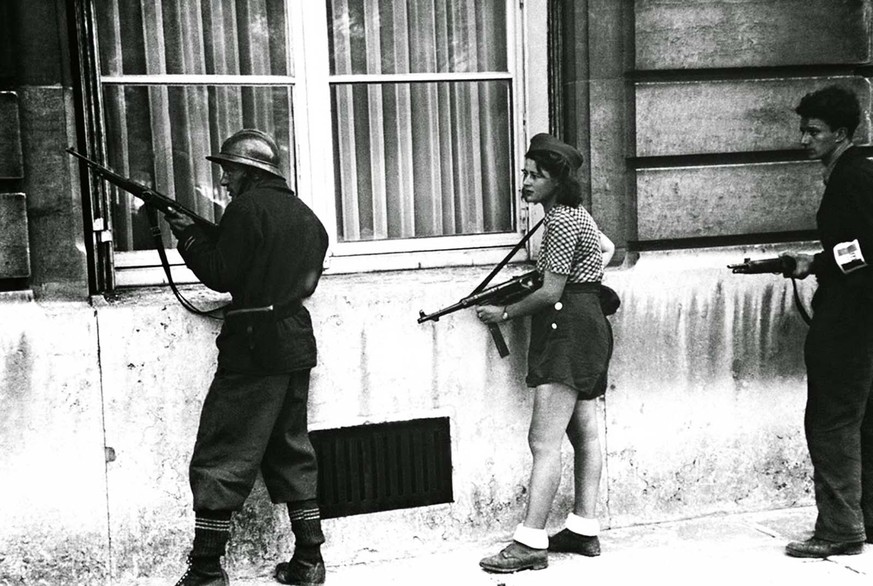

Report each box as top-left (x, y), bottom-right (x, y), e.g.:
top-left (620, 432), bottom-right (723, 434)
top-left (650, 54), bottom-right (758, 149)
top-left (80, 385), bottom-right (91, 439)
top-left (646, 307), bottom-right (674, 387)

top-left (2, 0), bottom-right (869, 583)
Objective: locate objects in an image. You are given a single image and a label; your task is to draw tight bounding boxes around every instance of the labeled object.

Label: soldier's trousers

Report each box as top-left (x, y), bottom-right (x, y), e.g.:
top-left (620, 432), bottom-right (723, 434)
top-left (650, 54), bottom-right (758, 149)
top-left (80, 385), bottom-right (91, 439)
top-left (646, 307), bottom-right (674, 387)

top-left (189, 368), bottom-right (318, 511)
top-left (804, 277), bottom-right (873, 542)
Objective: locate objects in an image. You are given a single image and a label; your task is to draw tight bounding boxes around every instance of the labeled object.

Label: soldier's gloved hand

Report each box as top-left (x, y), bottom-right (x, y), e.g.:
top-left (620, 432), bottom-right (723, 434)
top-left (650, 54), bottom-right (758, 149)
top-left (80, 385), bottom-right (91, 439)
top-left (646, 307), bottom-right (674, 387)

top-left (164, 209), bottom-right (195, 238)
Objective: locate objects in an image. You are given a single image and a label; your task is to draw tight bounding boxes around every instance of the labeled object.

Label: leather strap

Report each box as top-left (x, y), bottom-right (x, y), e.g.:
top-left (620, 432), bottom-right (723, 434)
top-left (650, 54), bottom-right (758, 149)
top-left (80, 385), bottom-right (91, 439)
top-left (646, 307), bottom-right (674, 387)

top-left (145, 206), bottom-right (226, 319)
top-left (790, 277), bottom-right (812, 326)
top-left (470, 217), bottom-right (544, 295)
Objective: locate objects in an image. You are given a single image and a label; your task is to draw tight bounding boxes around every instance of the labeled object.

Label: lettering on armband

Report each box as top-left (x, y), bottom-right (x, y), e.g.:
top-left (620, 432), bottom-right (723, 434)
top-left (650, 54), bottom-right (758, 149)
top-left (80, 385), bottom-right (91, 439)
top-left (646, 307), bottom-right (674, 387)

top-left (833, 239), bottom-right (867, 274)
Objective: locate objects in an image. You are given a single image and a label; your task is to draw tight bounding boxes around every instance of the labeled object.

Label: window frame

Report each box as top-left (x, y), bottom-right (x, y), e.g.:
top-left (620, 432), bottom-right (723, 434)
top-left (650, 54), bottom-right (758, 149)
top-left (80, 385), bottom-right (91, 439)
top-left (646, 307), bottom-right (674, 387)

top-left (81, 0), bottom-right (548, 288)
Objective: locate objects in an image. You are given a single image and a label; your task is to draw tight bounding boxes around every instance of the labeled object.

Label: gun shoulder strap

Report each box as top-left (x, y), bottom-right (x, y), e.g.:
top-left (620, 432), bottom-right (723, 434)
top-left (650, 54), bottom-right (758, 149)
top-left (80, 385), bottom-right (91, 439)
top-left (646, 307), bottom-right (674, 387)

top-left (470, 217), bottom-right (544, 295)
top-left (145, 206), bottom-right (226, 319)
top-left (790, 277), bottom-right (813, 326)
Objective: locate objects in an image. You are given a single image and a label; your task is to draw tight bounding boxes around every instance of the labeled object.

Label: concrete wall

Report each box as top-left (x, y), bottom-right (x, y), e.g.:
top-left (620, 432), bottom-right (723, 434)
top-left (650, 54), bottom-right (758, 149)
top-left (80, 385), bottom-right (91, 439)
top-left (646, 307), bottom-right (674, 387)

top-left (0, 255), bottom-right (816, 583)
top-left (0, 298), bottom-right (108, 584)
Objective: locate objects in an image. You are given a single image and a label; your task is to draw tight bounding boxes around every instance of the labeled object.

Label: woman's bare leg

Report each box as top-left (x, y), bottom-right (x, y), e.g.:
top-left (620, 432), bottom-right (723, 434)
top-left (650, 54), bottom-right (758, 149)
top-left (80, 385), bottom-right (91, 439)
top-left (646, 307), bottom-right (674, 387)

top-left (566, 398), bottom-right (601, 518)
top-left (522, 382), bottom-right (579, 529)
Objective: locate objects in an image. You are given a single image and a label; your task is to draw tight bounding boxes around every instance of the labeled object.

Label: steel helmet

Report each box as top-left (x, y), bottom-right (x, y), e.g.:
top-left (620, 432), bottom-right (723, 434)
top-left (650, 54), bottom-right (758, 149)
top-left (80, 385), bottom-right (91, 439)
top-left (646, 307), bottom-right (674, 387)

top-left (206, 129), bottom-right (284, 178)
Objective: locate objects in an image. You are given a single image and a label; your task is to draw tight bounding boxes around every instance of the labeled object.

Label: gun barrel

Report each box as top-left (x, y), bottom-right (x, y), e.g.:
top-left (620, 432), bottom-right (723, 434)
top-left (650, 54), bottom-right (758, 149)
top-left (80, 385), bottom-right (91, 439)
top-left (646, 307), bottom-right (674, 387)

top-left (417, 300), bottom-right (469, 323)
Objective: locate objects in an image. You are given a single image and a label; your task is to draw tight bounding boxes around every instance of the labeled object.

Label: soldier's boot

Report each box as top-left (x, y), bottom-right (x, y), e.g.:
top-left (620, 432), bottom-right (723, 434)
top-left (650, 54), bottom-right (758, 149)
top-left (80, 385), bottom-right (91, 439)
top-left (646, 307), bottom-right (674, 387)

top-left (175, 510), bottom-right (232, 586)
top-left (275, 500), bottom-right (326, 585)
top-left (174, 556), bottom-right (229, 586)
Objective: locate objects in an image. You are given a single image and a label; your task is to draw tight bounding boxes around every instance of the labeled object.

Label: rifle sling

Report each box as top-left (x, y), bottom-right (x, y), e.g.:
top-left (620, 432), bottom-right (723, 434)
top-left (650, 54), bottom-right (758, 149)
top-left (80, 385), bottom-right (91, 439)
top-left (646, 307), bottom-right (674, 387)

top-left (145, 206), bottom-right (225, 319)
top-left (790, 277), bottom-right (813, 326)
top-left (470, 217), bottom-right (544, 295)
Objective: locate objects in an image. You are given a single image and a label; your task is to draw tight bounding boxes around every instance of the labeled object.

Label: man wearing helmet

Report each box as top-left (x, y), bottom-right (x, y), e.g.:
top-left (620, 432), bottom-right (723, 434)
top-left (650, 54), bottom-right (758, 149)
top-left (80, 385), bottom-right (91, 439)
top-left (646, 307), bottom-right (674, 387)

top-left (164, 129), bottom-right (330, 586)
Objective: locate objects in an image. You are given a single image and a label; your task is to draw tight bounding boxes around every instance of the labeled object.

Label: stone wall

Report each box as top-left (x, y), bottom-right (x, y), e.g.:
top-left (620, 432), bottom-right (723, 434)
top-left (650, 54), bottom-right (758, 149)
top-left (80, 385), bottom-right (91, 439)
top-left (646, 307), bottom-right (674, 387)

top-left (0, 257), bottom-right (816, 582)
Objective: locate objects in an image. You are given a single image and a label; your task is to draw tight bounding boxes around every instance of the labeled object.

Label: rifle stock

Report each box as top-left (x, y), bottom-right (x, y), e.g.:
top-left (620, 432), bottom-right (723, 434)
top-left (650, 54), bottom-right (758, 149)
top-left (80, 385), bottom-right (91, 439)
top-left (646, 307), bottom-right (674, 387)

top-left (417, 270), bottom-right (542, 358)
top-left (67, 148), bottom-right (219, 235)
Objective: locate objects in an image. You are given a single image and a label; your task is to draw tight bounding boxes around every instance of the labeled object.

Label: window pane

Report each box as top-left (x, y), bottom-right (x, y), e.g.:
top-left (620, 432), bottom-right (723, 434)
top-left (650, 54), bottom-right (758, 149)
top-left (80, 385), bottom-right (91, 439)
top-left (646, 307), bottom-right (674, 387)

top-left (327, 0), bottom-right (507, 75)
top-left (102, 84), bottom-right (295, 252)
top-left (95, 0), bottom-right (292, 76)
top-left (331, 81), bottom-right (513, 242)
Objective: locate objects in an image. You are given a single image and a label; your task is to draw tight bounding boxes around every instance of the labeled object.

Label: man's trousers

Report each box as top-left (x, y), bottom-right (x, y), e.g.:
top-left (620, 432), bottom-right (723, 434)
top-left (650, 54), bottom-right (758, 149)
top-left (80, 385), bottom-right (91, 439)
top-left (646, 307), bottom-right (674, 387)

top-left (189, 368), bottom-right (318, 511)
top-left (804, 277), bottom-right (873, 542)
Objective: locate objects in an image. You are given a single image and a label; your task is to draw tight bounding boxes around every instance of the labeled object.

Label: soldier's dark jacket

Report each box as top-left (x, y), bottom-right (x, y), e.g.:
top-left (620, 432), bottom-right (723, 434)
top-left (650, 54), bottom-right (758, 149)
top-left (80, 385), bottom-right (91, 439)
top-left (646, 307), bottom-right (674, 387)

top-left (803, 144), bottom-right (873, 543)
top-left (176, 176), bottom-right (329, 374)
top-left (814, 146), bottom-right (873, 283)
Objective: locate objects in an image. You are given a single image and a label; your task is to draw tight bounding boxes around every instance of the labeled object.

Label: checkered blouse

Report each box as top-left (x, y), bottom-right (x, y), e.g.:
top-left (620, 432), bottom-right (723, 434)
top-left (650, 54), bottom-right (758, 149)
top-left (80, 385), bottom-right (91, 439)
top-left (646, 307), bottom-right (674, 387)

top-left (536, 204), bottom-right (603, 283)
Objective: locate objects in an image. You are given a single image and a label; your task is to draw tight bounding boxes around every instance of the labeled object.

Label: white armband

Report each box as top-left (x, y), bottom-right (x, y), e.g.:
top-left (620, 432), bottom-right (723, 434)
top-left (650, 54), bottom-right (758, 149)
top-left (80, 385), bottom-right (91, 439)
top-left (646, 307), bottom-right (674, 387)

top-left (833, 239), bottom-right (867, 274)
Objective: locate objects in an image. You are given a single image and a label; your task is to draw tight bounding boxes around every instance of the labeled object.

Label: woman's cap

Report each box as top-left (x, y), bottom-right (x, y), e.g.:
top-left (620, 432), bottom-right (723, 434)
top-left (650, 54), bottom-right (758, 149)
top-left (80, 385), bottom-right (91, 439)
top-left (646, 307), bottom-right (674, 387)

top-left (525, 133), bottom-right (584, 170)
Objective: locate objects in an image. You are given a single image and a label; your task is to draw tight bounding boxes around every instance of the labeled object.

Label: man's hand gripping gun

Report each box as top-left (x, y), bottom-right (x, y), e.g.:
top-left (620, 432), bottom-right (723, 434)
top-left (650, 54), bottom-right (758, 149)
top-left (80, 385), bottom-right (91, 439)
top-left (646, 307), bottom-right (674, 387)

top-left (727, 256), bottom-right (796, 277)
top-left (418, 270), bottom-right (543, 358)
top-left (66, 148), bottom-right (219, 236)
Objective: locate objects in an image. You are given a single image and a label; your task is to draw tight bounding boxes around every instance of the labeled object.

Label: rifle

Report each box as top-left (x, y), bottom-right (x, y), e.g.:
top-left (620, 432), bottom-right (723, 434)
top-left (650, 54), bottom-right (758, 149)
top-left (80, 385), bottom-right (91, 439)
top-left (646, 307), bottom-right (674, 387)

top-left (727, 256), bottom-right (796, 277)
top-left (728, 255), bottom-right (811, 325)
top-left (66, 148), bottom-right (218, 235)
top-left (418, 270), bottom-right (543, 358)
top-left (68, 147), bottom-right (224, 317)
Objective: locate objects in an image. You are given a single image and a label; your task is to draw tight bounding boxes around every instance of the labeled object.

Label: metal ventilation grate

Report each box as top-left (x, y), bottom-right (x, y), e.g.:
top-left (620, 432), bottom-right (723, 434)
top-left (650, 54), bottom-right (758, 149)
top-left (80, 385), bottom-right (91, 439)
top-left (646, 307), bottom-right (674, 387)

top-left (310, 417), bottom-right (453, 518)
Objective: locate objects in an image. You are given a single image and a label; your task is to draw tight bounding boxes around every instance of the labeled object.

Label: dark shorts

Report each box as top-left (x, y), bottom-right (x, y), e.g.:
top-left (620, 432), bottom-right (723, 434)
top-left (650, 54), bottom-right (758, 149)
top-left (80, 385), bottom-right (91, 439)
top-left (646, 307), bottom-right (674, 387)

top-left (526, 282), bottom-right (612, 400)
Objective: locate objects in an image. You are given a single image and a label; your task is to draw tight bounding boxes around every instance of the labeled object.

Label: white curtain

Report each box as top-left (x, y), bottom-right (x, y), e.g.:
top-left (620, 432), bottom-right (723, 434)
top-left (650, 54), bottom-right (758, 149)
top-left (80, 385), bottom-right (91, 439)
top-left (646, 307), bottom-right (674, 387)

top-left (327, 0), bottom-right (513, 241)
top-left (95, 0), bottom-right (294, 251)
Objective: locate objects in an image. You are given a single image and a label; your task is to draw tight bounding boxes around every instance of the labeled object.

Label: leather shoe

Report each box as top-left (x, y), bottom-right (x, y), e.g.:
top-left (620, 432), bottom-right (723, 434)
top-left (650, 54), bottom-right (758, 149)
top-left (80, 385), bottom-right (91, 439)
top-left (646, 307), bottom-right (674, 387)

top-left (479, 541), bottom-right (548, 574)
top-left (548, 529), bottom-right (601, 556)
top-left (275, 557), bottom-right (326, 585)
top-left (785, 536), bottom-right (864, 558)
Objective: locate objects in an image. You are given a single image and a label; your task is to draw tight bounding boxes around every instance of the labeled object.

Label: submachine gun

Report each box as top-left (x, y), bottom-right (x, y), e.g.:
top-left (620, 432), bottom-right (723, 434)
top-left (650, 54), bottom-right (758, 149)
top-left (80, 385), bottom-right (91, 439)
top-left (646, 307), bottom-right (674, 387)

top-left (67, 148), bottom-right (222, 316)
top-left (727, 255), bottom-right (796, 276)
top-left (417, 270), bottom-right (543, 357)
top-left (727, 255), bottom-right (811, 325)
top-left (418, 218), bottom-right (545, 358)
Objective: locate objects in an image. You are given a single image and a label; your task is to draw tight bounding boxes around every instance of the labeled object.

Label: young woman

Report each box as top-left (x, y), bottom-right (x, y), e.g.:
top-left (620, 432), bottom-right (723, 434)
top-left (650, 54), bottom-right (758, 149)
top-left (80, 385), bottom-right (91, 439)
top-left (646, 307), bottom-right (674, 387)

top-left (476, 133), bottom-right (614, 573)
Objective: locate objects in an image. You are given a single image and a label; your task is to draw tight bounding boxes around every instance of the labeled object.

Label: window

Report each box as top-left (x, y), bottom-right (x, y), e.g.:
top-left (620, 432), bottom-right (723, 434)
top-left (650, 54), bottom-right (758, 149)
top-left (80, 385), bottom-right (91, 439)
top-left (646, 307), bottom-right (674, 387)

top-left (327, 1), bottom-right (513, 242)
top-left (79, 1), bottom-right (544, 287)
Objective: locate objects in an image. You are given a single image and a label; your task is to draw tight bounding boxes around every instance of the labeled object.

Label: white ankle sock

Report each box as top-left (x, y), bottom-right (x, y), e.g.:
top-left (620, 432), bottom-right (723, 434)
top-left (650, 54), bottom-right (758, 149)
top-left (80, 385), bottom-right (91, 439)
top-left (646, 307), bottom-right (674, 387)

top-left (513, 524), bottom-right (548, 549)
top-left (566, 514), bottom-right (600, 536)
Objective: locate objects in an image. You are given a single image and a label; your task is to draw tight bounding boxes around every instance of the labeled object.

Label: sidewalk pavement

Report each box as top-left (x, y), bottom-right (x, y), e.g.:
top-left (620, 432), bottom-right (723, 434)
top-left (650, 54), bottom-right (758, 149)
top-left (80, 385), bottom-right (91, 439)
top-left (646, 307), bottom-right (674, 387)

top-left (241, 506), bottom-right (872, 586)
top-left (149, 506), bottom-right (873, 586)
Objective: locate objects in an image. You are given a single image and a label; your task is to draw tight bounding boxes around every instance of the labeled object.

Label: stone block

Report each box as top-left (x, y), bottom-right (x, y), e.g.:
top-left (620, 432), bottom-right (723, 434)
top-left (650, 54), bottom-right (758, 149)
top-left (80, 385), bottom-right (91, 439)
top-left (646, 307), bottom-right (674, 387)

top-left (11, 0), bottom-right (65, 85)
top-left (636, 77), bottom-right (871, 157)
top-left (636, 161), bottom-right (821, 240)
top-left (636, 0), bottom-right (870, 70)
top-left (0, 192), bottom-right (31, 278)
top-left (0, 92), bottom-right (23, 179)
top-left (0, 2), bottom-right (13, 79)
top-left (18, 85), bottom-right (89, 297)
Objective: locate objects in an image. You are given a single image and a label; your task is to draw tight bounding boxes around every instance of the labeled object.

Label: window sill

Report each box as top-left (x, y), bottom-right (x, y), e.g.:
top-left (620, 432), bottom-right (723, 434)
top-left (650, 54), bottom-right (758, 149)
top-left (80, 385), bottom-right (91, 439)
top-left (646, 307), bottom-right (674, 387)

top-left (113, 238), bottom-right (535, 286)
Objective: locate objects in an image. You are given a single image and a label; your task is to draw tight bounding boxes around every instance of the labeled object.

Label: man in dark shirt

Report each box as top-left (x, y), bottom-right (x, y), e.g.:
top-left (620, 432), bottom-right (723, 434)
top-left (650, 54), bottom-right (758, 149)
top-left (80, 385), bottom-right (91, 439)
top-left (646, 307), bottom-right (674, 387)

top-left (783, 85), bottom-right (873, 558)
top-left (165, 129), bottom-right (329, 585)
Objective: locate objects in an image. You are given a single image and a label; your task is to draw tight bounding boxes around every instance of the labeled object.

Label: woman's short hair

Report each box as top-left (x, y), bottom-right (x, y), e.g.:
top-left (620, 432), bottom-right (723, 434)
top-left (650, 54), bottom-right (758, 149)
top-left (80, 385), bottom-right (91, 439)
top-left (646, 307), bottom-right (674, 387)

top-left (525, 149), bottom-right (584, 207)
top-left (795, 85), bottom-right (862, 138)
